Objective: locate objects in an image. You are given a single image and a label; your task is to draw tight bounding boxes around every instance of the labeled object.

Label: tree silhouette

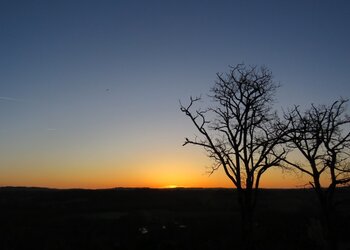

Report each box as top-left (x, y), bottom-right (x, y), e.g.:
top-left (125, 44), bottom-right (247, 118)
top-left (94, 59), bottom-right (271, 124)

top-left (283, 99), bottom-right (350, 250)
top-left (180, 64), bottom-right (287, 249)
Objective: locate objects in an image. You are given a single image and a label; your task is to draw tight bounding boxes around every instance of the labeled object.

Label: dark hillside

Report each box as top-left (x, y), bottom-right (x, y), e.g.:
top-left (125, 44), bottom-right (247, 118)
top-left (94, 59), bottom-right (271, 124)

top-left (0, 187), bottom-right (349, 250)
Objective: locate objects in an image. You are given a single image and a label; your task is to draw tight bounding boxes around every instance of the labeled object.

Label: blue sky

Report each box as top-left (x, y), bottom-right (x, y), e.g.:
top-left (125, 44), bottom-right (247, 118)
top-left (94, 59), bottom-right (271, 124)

top-left (0, 0), bottom-right (350, 188)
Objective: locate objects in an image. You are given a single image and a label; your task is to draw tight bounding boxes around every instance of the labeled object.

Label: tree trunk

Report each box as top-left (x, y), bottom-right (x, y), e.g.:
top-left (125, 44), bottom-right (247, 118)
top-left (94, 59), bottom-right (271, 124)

top-left (322, 202), bottom-right (338, 250)
top-left (316, 189), bottom-right (338, 250)
top-left (238, 190), bottom-right (255, 250)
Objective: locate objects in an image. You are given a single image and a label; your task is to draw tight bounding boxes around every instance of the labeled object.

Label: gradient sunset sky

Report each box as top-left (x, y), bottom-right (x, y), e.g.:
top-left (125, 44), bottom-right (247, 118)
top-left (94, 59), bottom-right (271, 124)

top-left (1, 0), bottom-right (350, 188)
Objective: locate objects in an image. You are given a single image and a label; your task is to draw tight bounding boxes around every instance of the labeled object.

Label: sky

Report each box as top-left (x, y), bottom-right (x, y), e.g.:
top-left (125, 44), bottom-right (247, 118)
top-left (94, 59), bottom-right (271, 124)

top-left (0, 0), bottom-right (350, 188)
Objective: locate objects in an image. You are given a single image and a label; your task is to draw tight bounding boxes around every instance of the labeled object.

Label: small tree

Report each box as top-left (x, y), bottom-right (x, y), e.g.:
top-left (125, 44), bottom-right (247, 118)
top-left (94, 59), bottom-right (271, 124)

top-left (283, 99), bottom-right (350, 250)
top-left (180, 64), bottom-right (287, 249)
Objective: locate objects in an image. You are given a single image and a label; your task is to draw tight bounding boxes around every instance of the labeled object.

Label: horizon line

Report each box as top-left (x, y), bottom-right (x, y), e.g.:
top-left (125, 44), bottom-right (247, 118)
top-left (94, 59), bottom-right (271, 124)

top-left (0, 185), bottom-right (317, 191)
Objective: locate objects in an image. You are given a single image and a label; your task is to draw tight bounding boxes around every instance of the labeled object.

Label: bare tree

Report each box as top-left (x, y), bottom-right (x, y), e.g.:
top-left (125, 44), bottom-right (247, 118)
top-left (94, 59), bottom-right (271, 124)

top-left (283, 99), bottom-right (350, 250)
top-left (180, 64), bottom-right (287, 250)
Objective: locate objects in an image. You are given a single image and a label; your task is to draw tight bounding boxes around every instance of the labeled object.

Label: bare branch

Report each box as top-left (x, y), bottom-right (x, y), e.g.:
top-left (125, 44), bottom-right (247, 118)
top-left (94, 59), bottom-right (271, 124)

top-left (181, 64), bottom-right (286, 214)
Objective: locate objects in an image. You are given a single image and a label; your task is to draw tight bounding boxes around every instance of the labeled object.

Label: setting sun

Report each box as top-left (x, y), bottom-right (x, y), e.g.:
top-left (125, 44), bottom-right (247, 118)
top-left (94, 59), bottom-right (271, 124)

top-left (163, 185), bottom-right (178, 189)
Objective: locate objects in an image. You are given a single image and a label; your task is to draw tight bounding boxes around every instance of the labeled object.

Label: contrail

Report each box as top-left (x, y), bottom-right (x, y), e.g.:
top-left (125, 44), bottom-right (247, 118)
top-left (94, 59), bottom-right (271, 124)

top-left (0, 96), bottom-right (21, 102)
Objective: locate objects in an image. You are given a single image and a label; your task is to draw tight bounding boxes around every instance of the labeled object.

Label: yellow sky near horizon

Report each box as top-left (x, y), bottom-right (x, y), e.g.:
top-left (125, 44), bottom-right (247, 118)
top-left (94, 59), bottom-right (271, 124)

top-left (0, 127), bottom-right (329, 190)
top-left (0, 147), bottom-right (313, 189)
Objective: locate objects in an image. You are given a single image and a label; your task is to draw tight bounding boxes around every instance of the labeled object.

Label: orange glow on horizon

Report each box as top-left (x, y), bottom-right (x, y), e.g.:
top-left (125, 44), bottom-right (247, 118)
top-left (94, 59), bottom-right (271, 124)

top-left (0, 148), bottom-right (321, 190)
top-left (0, 165), bottom-right (313, 190)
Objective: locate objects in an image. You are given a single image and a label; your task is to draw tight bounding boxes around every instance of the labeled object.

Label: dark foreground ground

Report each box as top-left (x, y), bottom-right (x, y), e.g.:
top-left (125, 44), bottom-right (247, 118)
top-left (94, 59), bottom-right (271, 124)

top-left (0, 187), bottom-right (349, 250)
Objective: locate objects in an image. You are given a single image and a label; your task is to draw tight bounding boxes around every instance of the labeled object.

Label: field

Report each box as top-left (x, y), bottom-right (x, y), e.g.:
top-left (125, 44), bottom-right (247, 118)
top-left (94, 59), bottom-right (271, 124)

top-left (0, 187), bottom-right (349, 250)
